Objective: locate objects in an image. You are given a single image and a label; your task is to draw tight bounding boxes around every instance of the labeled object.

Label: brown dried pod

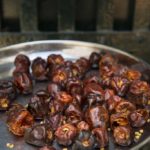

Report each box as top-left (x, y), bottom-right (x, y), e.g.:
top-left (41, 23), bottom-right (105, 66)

top-left (14, 54), bottom-right (30, 67)
top-left (129, 80), bottom-right (149, 95)
top-left (25, 123), bottom-right (53, 147)
top-left (47, 54), bottom-right (64, 66)
top-left (113, 126), bottom-right (132, 146)
top-left (66, 77), bottom-right (83, 95)
top-left (89, 52), bottom-right (101, 69)
top-left (70, 63), bottom-right (83, 78)
top-left (110, 76), bottom-right (129, 96)
top-left (100, 63), bottom-right (117, 78)
top-left (13, 72), bottom-right (33, 94)
top-left (84, 83), bottom-right (104, 106)
top-left (55, 123), bottom-right (77, 146)
top-left (85, 106), bottom-right (109, 128)
top-left (115, 100), bottom-right (136, 115)
top-left (92, 127), bottom-right (108, 148)
top-left (106, 95), bottom-right (122, 113)
top-left (129, 109), bottom-right (149, 127)
top-left (110, 113), bottom-right (129, 129)
top-left (31, 57), bottom-right (47, 81)
top-left (7, 104), bottom-right (34, 136)
top-left (28, 90), bottom-right (51, 119)
top-left (75, 57), bottom-right (90, 74)
top-left (77, 121), bottom-right (90, 131)
top-left (51, 66), bottom-right (69, 87)
top-left (0, 80), bottom-right (16, 110)
top-left (128, 80), bottom-right (150, 105)
top-left (99, 54), bottom-right (116, 67)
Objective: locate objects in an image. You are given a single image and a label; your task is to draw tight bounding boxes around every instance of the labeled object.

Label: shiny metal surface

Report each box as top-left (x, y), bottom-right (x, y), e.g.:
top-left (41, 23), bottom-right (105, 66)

top-left (0, 40), bottom-right (150, 150)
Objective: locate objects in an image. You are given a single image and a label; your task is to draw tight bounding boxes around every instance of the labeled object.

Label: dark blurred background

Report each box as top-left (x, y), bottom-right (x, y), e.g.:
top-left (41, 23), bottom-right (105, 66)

top-left (0, 0), bottom-right (150, 62)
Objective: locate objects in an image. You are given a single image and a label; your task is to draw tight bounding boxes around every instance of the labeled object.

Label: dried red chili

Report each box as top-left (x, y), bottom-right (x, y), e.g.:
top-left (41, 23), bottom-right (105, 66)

top-left (110, 112), bottom-right (129, 129)
top-left (28, 90), bottom-right (51, 119)
top-left (32, 57), bottom-right (48, 81)
top-left (113, 126), bottom-right (132, 146)
top-left (7, 104), bottom-right (34, 136)
top-left (85, 106), bottom-right (109, 128)
top-left (25, 123), bottom-right (53, 146)
top-left (13, 72), bottom-right (33, 94)
top-left (110, 76), bottom-right (129, 96)
top-left (129, 109), bottom-right (149, 127)
top-left (55, 123), bottom-right (77, 146)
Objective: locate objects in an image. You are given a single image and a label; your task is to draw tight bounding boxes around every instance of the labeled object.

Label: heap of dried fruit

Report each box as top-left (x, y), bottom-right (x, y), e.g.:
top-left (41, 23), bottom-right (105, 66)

top-left (0, 52), bottom-right (149, 149)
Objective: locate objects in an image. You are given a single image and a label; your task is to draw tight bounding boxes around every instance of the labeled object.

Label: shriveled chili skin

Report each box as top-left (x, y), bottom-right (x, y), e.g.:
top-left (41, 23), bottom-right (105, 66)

top-left (51, 66), bottom-right (70, 87)
top-left (84, 82), bottom-right (104, 107)
top-left (110, 76), bottom-right (129, 96)
top-left (14, 54), bottom-right (30, 75)
top-left (99, 54), bottom-right (117, 77)
top-left (55, 123), bottom-right (77, 146)
top-left (85, 106), bottom-right (109, 129)
top-left (32, 57), bottom-right (48, 81)
top-left (127, 80), bottom-right (150, 105)
top-left (110, 112), bottom-right (129, 129)
top-left (25, 123), bottom-right (53, 147)
top-left (13, 72), bottom-right (33, 94)
top-left (106, 95), bottom-right (122, 113)
top-left (14, 54), bottom-right (30, 67)
top-left (28, 90), bottom-right (51, 119)
top-left (89, 52), bottom-right (101, 69)
top-left (129, 109), bottom-right (149, 127)
top-left (75, 57), bottom-right (90, 74)
top-left (113, 126), bottom-right (132, 146)
top-left (47, 54), bottom-right (65, 67)
top-left (115, 100), bottom-right (136, 114)
top-left (7, 104), bottom-right (34, 136)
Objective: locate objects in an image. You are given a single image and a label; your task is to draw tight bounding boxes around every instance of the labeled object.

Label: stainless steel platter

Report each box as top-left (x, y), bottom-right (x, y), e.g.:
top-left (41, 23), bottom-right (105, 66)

top-left (0, 40), bottom-right (150, 150)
